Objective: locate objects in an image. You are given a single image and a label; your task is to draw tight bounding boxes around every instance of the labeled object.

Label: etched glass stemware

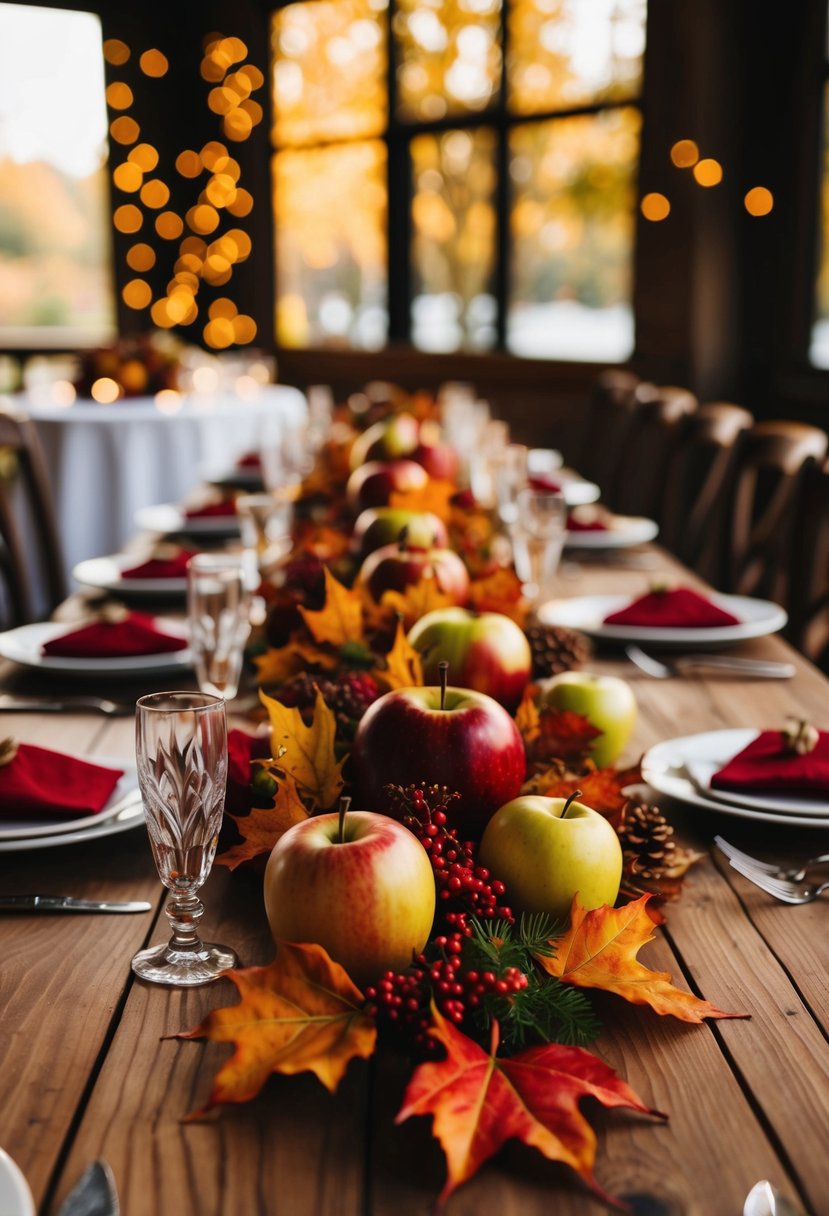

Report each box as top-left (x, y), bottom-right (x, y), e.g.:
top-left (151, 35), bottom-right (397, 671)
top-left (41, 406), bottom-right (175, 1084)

top-left (131, 691), bottom-right (236, 986)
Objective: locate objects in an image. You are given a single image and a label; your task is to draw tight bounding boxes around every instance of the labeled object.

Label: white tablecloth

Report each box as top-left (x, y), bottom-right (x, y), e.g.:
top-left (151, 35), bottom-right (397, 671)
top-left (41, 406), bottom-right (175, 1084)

top-left (22, 386), bottom-right (307, 582)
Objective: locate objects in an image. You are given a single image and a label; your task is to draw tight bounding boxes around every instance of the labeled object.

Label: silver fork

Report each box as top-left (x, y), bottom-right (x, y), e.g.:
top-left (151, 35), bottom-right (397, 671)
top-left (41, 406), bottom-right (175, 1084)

top-left (727, 861), bottom-right (829, 904)
top-left (714, 836), bottom-right (829, 882)
top-left (0, 694), bottom-right (133, 717)
top-left (625, 645), bottom-right (796, 679)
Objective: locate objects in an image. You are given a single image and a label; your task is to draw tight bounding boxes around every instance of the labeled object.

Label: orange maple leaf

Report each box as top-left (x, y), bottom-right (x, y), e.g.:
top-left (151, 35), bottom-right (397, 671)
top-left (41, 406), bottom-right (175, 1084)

top-left (515, 684), bottom-right (541, 744)
top-left (373, 616), bottom-right (424, 691)
top-left (379, 574), bottom-right (456, 630)
top-left (540, 763), bottom-right (643, 828)
top-left (217, 774), bottom-right (309, 869)
top-left (541, 896), bottom-right (748, 1023)
top-left (467, 568), bottom-right (527, 625)
top-left (390, 477), bottom-right (456, 522)
top-left (299, 567), bottom-right (365, 648)
top-left (177, 942), bottom-right (377, 1111)
top-left (397, 1006), bottom-right (663, 1207)
top-left (260, 689), bottom-right (345, 810)
top-left (530, 707), bottom-right (602, 766)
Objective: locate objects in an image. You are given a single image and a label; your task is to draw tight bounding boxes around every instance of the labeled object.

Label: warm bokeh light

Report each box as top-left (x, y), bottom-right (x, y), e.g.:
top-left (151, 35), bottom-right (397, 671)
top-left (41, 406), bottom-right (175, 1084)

top-left (209, 87), bottom-right (238, 116)
top-left (122, 279), bottom-right (152, 309)
top-left (233, 314), bottom-right (258, 343)
top-left (91, 376), bottom-right (121, 404)
top-left (205, 173), bottom-right (238, 207)
top-left (201, 141), bottom-right (229, 170)
top-left (114, 204), bottom-right (143, 233)
top-left (224, 109), bottom-right (254, 141)
top-left (129, 143), bottom-right (159, 172)
top-left (105, 82), bottom-right (134, 111)
top-left (241, 99), bottom-right (264, 126)
top-left (397, 0), bottom-right (501, 121)
top-left (209, 297), bottom-right (238, 320)
top-left (113, 162), bottom-right (143, 192)
top-left (50, 380), bottom-right (77, 406)
top-left (204, 317), bottom-right (236, 348)
top-left (155, 389), bottom-right (184, 413)
top-left (176, 150), bottom-right (203, 178)
top-left (103, 38), bottom-right (130, 66)
top-left (155, 211), bottom-right (184, 239)
top-left (670, 139), bottom-right (699, 168)
top-left (744, 186), bottom-right (774, 216)
top-left (110, 117), bottom-right (140, 145)
top-left (180, 236), bottom-right (208, 258)
top-left (193, 365), bottom-right (220, 392)
top-left (140, 179), bottom-right (170, 209)
top-left (140, 49), bottom-right (169, 77)
top-left (188, 204), bottom-right (221, 234)
top-left (127, 243), bottom-right (156, 271)
top-left (693, 158), bottom-right (723, 187)
top-left (227, 188), bottom-right (254, 217)
top-left (640, 191), bottom-right (671, 221)
top-left (222, 229), bottom-right (252, 260)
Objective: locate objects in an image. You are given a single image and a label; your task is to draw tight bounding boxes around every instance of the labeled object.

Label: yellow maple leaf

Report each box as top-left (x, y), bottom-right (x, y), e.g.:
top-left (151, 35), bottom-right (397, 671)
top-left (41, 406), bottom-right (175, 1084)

top-left (177, 941), bottom-right (377, 1111)
top-left (379, 575), bottom-right (456, 630)
top-left (217, 775), bottom-right (310, 869)
top-left (514, 684), bottom-right (541, 744)
top-left (253, 643), bottom-right (308, 686)
top-left (467, 567), bottom-right (528, 626)
top-left (260, 688), bottom-right (345, 810)
top-left (390, 478), bottom-right (456, 522)
top-left (299, 567), bottom-right (365, 647)
top-left (373, 616), bottom-right (424, 691)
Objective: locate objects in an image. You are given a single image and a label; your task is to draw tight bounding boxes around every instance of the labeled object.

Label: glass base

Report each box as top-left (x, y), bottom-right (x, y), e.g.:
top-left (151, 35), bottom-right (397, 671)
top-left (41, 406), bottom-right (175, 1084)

top-left (131, 940), bottom-right (237, 986)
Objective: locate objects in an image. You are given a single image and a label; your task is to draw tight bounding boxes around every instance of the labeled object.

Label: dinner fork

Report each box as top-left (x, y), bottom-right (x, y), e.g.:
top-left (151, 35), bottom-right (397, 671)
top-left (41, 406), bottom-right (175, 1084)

top-left (726, 858), bottom-right (829, 904)
top-left (0, 694), bottom-right (133, 717)
top-left (714, 836), bottom-right (829, 882)
top-left (625, 645), bottom-right (795, 679)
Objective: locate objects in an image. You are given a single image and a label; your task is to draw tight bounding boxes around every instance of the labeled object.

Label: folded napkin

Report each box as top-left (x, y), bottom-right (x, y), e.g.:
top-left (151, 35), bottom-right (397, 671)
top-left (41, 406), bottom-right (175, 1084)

top-left (236, 452), bottom-right (262, 469)
top-left (0, 743), bottom-right (124, 820)
top-left (567, 512), bottom-right (609, 533)
top-left (603, 587), bottom-right (741, 628)
top-left (528, 474), bottom-right (562, 493)
top-left (184, 500), bottom-right (237, 519)
top-left (42, 612), bottom-right (188, 658)
top-left (711, 730), bottom-right (829, 797)
top-left (121, 549), bottom-right (197, 580)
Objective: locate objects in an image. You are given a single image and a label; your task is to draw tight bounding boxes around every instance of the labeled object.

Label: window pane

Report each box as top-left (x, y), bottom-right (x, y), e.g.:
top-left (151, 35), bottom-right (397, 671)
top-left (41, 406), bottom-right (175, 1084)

top-left (273, 141), bottom-right (387, 348)
top-left (410, 128), bottom-right (497, 351)
top-left (271, 0), bottom-right (388, 148)
top-left (810, 84), bottom-right (829, 366)
top-left (509, 0), bottom-right (646, 115)
top-left (508, 107), bottom-right (639, 361)
top-left (395, 0), bottom-right (501, 122)
top-left (0, 3), bottom-right (114, 346)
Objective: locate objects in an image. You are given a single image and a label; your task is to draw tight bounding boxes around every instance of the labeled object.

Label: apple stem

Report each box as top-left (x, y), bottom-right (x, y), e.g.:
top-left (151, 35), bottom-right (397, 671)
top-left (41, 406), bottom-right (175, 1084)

top-left (562, 789), bottom-right (583, 817)
top-left (398, 525), bottom-right (409, 552)
top-left (439, 660), bottom-right (449, 710)
top-left (337, 795), bottom-right (352, 844)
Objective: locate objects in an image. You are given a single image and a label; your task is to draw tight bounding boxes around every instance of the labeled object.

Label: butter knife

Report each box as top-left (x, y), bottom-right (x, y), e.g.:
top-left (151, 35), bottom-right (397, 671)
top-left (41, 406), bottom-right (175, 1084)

top-left (0, 895), bottom-right (151, 913)
top-left (58, 1160), bottom-right (120, 1216)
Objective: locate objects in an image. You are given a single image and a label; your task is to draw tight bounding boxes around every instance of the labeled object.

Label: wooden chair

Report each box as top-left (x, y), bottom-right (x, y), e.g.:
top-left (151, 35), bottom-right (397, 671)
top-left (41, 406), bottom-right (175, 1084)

top-left (788, 456), bottom-right (829, 670)
top-left (574, 369), bottom-right (640, 493)
top-left (723, 420), bottom-right (828, 608)
top-left (607, 383), bottom-right (698, 517)
top-left (0, 404), bottom-right (67, 627)
top-left (659, 401), bottom-right (754, 584)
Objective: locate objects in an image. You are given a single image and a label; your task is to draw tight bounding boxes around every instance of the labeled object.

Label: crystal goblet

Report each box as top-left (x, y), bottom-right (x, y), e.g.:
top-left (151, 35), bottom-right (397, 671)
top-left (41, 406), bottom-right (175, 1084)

top-left (131, 691), bottom-right (236, 986)
top-left (510, 487), bottom-right (567, 606)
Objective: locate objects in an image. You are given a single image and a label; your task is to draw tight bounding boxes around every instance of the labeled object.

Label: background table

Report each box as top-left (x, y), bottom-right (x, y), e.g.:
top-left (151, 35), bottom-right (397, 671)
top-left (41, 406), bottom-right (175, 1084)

top-left (22, 386), bottom-right (306, 581)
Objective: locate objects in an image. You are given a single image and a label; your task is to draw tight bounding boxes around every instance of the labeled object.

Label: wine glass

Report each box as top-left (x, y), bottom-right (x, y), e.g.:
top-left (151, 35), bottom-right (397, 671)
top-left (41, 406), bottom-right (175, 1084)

top-left (187, 554), bottom-right (251, 701)
top-left (510, 487), bottom-right (567, 607)
top-left (131, 691), bottom-right (236, 986)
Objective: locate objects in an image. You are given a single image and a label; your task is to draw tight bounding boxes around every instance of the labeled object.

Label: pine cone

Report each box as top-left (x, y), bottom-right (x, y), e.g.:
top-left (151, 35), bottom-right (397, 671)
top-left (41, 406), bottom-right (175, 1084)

top-left (525, 623), bottom-right (592, 680)
top-left (618, 799), bottom-right (677, 880)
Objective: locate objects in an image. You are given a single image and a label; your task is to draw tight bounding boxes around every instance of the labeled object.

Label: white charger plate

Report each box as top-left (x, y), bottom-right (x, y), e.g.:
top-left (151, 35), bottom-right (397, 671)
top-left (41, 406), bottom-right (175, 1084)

top-left (0, 1149), bottom-right (35, 1216)
top-left (0, 620), bottom-right (192, 676)
top-left (538, 592), bottom-right (787, 647)
top-left (642, 729), bottom-right (829, 828)
top-left (135, 502), bottom-right (241, 537)
top-left (564, 515), bottom-right (659, 550)
top-left (0, 759), bottom-right (140, 841)
top-left (73, 553), bottom-right (188, 598)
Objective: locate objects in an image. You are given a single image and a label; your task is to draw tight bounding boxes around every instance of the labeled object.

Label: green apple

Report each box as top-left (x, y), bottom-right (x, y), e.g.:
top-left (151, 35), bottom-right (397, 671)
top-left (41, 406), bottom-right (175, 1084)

top-left (538, 671), bottom-right (636, 768)
top-left (478, 793), bottom-right (623, 919)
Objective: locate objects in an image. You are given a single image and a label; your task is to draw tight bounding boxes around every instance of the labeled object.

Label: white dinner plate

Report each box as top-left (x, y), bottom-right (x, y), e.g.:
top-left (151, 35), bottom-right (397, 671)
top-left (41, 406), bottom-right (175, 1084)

top-left (73, 553), bottom-right (188, 598)
top-left (0, 621), bottom-right (192, 677)
top-left (537, 592), bottom-right (787, 647)
top-left (564, 515), bottom-right (659, 549)
top-left (0, 1148), bottom-right (35, 1216)
top-left (135, 502), bottom-right (241, 537)
top-left (0, 759), bottom-right (141, 840)
top-left (642, 729), bottom-right (829, 828)
top-left (554, 472), bottom-right (601, 507)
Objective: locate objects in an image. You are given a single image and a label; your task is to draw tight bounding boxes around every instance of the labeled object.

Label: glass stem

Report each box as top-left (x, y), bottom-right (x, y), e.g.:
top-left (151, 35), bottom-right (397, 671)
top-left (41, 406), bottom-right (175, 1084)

top-left (165, 891), bottom-right (204, 952)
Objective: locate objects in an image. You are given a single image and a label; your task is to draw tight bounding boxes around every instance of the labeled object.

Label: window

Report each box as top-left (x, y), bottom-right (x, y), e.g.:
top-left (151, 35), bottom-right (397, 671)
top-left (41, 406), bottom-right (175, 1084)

top-left (0, 3), bottom-right (115, 347)
top-left (271, 0), bottom-right (646, 361)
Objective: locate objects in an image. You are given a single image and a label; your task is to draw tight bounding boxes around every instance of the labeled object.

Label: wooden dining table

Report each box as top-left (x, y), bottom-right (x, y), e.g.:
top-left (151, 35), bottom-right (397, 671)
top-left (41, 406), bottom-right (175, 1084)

top-left (1, 547), bottom-right (827, 1216)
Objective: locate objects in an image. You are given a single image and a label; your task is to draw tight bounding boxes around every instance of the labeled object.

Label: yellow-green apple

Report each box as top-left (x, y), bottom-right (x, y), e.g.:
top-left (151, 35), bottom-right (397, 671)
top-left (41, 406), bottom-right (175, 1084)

top-left (349, 412), bottom-right (420, 469)
top-left (352, 507), bottom-right (448, 559)
top-left (347, 459), bottom-right (428, 513)
top-left (263, 809), bottom-right (435, 988)
top-left (359, 538), bottom-right (470, 605)
top-left (478, 791), bottom-right (623, 919)
top-left (537, 672), bottom-right (636, 768)
top-left (407, 607), bottom-right (532, 714)
top-left (352, 684), bottom-right (525, 837)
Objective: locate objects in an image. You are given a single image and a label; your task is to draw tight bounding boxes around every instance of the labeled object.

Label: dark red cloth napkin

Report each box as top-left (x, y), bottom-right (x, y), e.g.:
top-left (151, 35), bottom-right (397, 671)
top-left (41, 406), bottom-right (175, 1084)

top-left (711, 730), bottom-right (829, 797)
top-left (184, 500), bottom-right (237, 519)
top-left (236, 452), bottom-right (262, 469)
top-left (226, 729), bottom-right (272, 817)
top-left (121, 549), bottom-right (196, 580)
top-left (0, 744), bottom-right (124, 820)
top-left (528, 475), bottom-right (562, 493)
top-left (567, 513), bottom-right (609, 532)
top-left (42, 613), bottom-right (188, 658)
top-left (603, 587), bottom-right (741, 628)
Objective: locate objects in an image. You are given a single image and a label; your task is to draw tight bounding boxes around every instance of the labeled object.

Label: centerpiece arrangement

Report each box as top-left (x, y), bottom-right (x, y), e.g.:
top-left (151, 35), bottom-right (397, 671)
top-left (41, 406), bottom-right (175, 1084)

top-left (175, 387), bottom-right (745, 1209)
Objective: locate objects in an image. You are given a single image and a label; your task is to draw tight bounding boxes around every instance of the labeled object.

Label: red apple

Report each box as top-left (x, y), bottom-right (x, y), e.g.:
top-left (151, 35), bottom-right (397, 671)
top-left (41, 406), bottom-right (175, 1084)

top-left (359, 539), bottom-right (470, 605)
top-left (409, 421), bottom-right (460, 481)
top-left (407, 607), bottom-right (532, 714)
top-left (263, 809), bottom-right (436, 988)
top-left (352, 507), bottom-right (448, 558)
top-left (346, 459), bottom-right (429, 513)
top-left (349, 412), bottom-right (420, 470)
top-left (352, 684), bottom-right (525, 838)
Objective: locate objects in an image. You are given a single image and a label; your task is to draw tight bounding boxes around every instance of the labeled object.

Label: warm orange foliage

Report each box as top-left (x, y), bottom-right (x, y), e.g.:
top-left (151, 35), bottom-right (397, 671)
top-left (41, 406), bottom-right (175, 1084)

top-left (467, 568), bottom-right (527, 625)
top-left (178, 942), bottom-right (377, 1110)
top-left (397, 1005), bottom-right (662, 1207)
top-left (299, 567), bottom-right (364, 647)
top-left (538, 763), bottom-right (643, 828)
top-left (390, 478), bottom-right (456, 522)
top-left (260, 688), bottom-right (345, 810)
top-left (379, 574), bottom-right (457, 630)
top-left (374, 616), bottom-right (424, 690)
top-left (218, 775), bottom-right (309, 869)
top-left (542, 896), bottom-right (748, 1023)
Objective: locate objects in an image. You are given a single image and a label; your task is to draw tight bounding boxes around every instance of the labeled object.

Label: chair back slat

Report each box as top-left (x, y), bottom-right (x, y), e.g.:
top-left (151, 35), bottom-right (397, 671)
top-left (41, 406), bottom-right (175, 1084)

top-left (609, 383), bottom-right (698, 518)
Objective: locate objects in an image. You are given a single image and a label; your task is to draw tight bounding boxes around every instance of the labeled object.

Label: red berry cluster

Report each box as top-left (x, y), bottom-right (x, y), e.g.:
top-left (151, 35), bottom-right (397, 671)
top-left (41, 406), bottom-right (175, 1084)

top-left (385, 783), bottom-right (513, 935)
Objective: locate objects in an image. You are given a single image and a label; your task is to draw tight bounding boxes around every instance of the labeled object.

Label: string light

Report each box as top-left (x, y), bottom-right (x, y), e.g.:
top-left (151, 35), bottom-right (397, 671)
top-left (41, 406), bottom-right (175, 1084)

top-left (693, 158), bottom-right (723, 187)
top-left (744, 186), bottom-right (774, 216)
top-left (670, 139), bottom-right (699, 169)
top-left (640, 192), bottom-right (671, 221)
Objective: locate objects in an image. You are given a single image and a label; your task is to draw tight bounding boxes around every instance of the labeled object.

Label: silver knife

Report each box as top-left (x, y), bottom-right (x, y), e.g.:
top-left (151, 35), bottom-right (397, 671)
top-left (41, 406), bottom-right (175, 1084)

top-left (0, 694), bottom-right (132, 716)
top-left (0, 895), bottom-right (151, 913)
top-left (674, 654), bottom-right (796, 677)
top-left (58, 1160), bottom-right (120, 1216)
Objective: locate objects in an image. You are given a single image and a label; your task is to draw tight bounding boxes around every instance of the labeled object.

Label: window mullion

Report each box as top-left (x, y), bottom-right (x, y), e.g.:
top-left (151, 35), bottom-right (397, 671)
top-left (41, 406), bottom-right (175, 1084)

top-left (494, 0), bottom-right (511, 351)
top-left (386, 0), bottom-right (410, 343)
